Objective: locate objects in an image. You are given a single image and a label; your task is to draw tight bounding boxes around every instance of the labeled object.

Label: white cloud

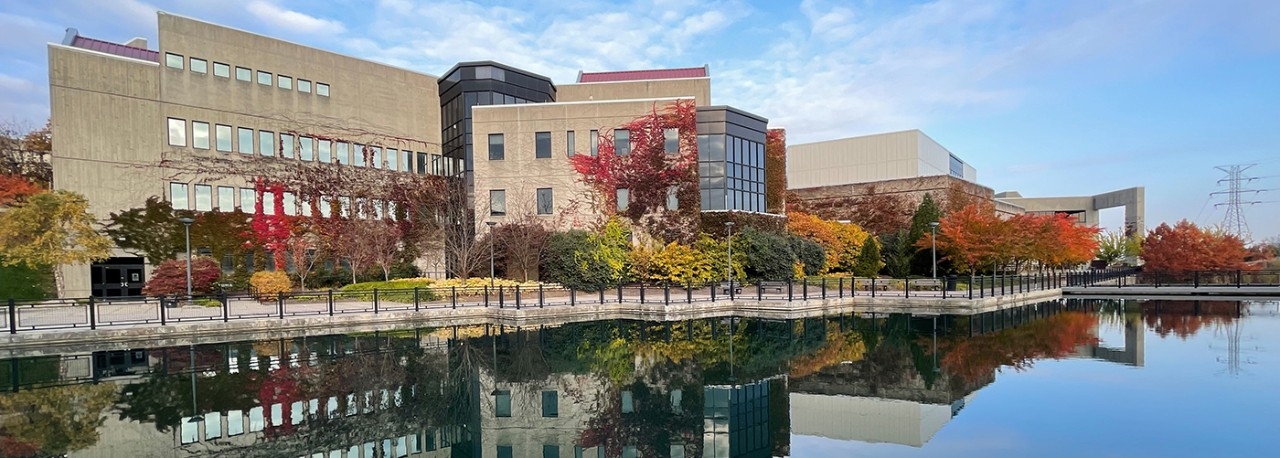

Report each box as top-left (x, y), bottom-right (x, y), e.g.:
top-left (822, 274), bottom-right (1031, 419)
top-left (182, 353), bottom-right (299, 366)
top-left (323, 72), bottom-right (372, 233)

top-left (246, 0), bottom-right (345, 35)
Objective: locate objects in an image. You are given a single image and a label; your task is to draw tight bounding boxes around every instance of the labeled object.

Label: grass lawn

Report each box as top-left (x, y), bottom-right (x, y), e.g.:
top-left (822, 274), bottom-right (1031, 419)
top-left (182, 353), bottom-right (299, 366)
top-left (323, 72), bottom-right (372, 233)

top-left (0, 260), bottom-right (56, 300)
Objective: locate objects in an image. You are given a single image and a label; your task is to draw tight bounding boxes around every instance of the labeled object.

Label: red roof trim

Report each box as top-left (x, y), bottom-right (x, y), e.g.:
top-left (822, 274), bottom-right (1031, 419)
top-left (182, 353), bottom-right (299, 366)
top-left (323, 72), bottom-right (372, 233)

top-left (69, 36), bottom-right (159, 62)
top-left (577, 67), bottom-right (708, 83)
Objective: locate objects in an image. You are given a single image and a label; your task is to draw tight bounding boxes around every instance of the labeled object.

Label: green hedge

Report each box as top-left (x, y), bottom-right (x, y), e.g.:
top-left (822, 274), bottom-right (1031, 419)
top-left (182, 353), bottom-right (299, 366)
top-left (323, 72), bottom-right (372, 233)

top-left (340, 279), bottom-right (439, 303)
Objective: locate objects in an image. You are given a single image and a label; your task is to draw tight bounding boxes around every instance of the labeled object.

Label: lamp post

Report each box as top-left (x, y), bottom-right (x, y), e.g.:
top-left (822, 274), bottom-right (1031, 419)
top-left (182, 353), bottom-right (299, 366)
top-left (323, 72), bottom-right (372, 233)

top-left (929, 221), bottom-right (939, 279)
top-left (486, 221), bottom-right (497, 287)
top-left (724, 221), bottom-right (735, 284)
top-left (178, 216), bottom-right (195, 303)
top-left (188, 344), bottom-right (203, 423)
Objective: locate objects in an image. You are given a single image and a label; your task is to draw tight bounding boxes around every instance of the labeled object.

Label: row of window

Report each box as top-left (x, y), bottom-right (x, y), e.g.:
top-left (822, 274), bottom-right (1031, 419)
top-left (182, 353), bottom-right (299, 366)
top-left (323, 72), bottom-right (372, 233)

top-left (164, 118), bottom-right (462, 175)
top-left (164, 52), bottom-right (330, 96)
top-left (487, 186), bottom-right (680, 217)
top-left (486, 128), bottom-right (680, 161)
top-left (180, 388), bottom-right (410, 444)
top-left (169, 182), bottom-right (404, 220)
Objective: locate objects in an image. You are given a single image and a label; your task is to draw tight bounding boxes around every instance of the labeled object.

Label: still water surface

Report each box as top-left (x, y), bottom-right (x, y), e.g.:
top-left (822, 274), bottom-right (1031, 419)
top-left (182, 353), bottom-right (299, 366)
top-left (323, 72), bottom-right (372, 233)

top-left (1, 298), bottom-right (1276, 458)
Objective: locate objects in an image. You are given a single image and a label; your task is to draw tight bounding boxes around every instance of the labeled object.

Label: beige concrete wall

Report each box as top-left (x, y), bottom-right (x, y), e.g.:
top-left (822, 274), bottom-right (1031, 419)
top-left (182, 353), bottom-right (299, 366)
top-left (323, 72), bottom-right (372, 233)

top-left (471, 98), bottom-right (688, 231)
top-left (557, 78), bottom-right (710, 105)
top-left (787, 130), bottom-right (922, 189)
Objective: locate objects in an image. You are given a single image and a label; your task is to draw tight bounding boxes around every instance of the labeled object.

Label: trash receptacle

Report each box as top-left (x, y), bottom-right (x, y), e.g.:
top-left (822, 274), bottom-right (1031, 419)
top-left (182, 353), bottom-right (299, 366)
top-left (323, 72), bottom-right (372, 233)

top-left (946, 275), bottom-right (958, 291)
top-left (163, 297), bottom-right (179, 308)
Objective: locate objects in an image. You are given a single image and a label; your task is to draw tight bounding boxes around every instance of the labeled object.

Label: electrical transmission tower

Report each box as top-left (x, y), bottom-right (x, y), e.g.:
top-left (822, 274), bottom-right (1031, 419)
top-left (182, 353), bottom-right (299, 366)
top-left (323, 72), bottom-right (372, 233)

top-left (1211, 163), bottom-right (1273, 241)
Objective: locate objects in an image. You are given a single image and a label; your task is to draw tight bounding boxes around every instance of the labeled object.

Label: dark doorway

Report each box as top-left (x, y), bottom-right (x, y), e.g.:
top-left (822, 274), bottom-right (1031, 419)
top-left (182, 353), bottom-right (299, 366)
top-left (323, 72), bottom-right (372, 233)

top-left (90, 257), bottom-right (145, 298)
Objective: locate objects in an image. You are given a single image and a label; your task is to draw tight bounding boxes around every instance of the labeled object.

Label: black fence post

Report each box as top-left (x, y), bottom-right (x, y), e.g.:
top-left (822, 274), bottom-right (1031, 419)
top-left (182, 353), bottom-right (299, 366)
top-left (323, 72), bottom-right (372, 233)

top-left (328, 290), bottom-right (335, 317)
top-left (414, 287), bottom-right (420, 312)
top-left (1237, 270), bottom-right (1242, 288)
top-left (499, 286), bottom-right (505, 308)
top-left (871, 277), bottom-right (877, 298)
top-left (8, 299), bottom-right (16, 334)
top-left (787, 278), bottom-right (794, 302)
top-left (452, 286), bottom-right (458, 309)
top-left (757, 279), bottom-right (763, 301)
top-left (484, 285), bottom-right (490, 307)
top-left (729, 279), bottom-right (735, 301)
top-left (664, 282), bottom-right (670, 306)
top-left (222, 291), bottom-right (231, 322)
top-left (640, 283), bottom-right (646, 304)
top-left (277, 292), bottom-right (285, 319)
top-left (539, 284), bottom-right (545, 307)
top-left (570, 286), bottom-right (576, 307)
top-left (711, 281), bottom-right (717, 302)
top-left (515, 286), bottom-right (521, 310)
top-left (802, 277), bottom-right (808, 301)
top-left (159, 296), bottom-right (167, 326)
top-left (905, 277), bottom-right (910, 299)
top-left (821, 277), bottom-right (827, 300)
top-left (373, 289), bottom-right (380, 314)
top-left (969, 278), bottom-right (974, 299)
top-left (87, 296), bottom-right (96, 330)
top-left (687, 281), bottom-right (693, 304)
top-left (599, 284), bottom-right (605, 305)
top-left (839, 277), bottom-right (844, 298)
top-left (617, 282), bottom-right (623, 304)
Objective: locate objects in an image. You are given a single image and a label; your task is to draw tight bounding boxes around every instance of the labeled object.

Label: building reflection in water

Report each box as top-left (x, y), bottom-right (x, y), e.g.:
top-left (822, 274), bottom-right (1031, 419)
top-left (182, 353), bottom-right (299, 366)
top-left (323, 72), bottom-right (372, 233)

top-left (0, 298), bottom-right (1247, 457)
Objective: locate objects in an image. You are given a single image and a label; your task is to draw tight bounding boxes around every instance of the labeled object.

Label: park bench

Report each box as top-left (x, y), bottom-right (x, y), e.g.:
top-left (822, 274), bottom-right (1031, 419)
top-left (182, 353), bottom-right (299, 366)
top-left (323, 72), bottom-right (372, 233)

top-left (757, 281), bottom-right (787, 293)
top-left (719, 281), bottom-right (743, 295)
top-left (908, 278), bottom-right (943, 291)
top-left (854, 278), bottom-right (890, 291)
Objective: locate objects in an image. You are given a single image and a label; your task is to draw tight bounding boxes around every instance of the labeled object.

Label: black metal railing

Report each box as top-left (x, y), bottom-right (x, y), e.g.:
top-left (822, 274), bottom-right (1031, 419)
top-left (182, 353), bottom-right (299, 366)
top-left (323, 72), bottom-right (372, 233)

top-left (4, 270), bottom-right (1132, 335)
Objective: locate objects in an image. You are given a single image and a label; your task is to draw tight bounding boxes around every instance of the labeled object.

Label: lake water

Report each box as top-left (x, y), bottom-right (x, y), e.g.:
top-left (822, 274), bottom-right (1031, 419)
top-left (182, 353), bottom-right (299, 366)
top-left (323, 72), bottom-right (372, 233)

top-left (1, 298), bottom-right (1276, 458)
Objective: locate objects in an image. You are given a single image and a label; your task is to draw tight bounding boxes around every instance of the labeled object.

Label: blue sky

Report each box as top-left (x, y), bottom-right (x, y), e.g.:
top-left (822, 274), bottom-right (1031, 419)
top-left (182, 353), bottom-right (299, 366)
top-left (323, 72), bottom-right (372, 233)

top-left (2, 0), bottom-right (1278, 240)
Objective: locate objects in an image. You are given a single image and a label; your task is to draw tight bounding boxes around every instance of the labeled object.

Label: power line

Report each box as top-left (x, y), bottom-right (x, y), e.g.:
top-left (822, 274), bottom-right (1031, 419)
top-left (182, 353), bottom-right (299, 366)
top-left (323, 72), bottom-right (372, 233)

top-left (1211, 163), bottom-right (1275, 241)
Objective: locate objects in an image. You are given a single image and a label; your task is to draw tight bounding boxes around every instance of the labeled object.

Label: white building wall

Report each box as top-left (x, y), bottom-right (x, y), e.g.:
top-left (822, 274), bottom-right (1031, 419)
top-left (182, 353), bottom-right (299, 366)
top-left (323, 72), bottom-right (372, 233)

top-left (915, 131), bottom-right (952, 178)
top-left (786, 130), bottom-right (920, 189)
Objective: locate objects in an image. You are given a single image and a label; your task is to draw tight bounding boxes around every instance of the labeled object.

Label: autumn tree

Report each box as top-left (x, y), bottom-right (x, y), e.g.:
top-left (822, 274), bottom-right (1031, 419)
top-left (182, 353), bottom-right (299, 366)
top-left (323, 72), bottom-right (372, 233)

top-left (142, 257), bottom-right (222, 297)
top-left (1141, 220), bottom-right (1252, 273)
top-left (494, 214), bottom-right (552, 281)
top-left (0, 383), bottom-right (116, 456)
top-left (0, 173), bottom-right (41, 206)
top-left (103, 197), bottom-right (183, 265)
top-left (933, 202), bottom-right (1008, 275)
top-left (907, 193), bottom-right (944, 275)
top-left (0, 190), bottom-right (112, 297)
top-left (0, 119), bottom-right (52, 187)
top-left (786, 212), bottom-right (869, 273)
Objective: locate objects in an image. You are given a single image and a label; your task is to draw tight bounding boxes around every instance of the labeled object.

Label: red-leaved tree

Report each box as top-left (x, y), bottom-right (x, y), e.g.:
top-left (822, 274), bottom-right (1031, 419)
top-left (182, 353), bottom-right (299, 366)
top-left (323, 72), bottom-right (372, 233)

top-left (0, 173), bottom-right (41, 206)
top-left (142, 257), bottom-right (222, 297)
top-left (1142, 220), bottom-right (1253, 273)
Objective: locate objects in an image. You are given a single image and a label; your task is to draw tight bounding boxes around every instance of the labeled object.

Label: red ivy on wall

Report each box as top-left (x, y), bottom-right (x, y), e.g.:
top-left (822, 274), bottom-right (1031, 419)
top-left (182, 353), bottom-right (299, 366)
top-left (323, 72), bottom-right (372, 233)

top-left (251, 179), bottom-right (294, 270)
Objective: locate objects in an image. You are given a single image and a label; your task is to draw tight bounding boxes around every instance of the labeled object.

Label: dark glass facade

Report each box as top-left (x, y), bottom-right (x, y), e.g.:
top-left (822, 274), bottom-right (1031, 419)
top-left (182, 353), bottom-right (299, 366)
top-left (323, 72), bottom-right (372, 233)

top-left (697, 106), bottom-right (768, 213)
top-left (438, 62), bottom-right (555, 184)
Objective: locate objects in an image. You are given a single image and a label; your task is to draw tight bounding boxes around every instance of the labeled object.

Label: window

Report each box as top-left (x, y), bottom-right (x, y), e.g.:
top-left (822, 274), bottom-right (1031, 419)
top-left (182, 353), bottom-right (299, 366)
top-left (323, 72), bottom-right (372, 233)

top-left (666, 186), bottom-right (679, 210)
top-left (353, 144), bottom-right (365, 167)
top-left (336, 142), bottom-right (349, 164)
top-left (616, 188), bottom-right (629, 212)
top-left (497, 446), bottom-right (513, 458)
top-left (298, 79), bottom-right (311, 93)
top-left (370, 146), bottom-right (382, 169)
top-left (417, 152), bottom-right (428, 174)
top-left (218, 186), bottom-right (234, 211)
top-left (542, 391), bottom-right (558, 417)
top-left (248, 406), bottom-right (264, 432)
top-left (213, 62), bottom-right (230, 78)
top-left (192, 122), bottom-right (210, 149)
top-left (590, 130), bottom-right (599, 156)
top-left (494, 390), bottom-right (511, 417)
top-left (259, 131), bottom-right (274, 157)
top-left (318, 140), bottom-right (332, 163)
top-left (543, 445), bottom-right (560, 458)
top-left (317, 82), bottom-right (329, 96)
top-left (537, 188), bottom-right (553, 215)
top-left (319, 196), bottom-right (332, 218)
top-left (215, 124), bottom-right (232, 152)
top-left (281, 134), bottom-right (295, 158)
top-left (204, 411), bottom-right (221, 439)
top-left (194, 185), bottom-right (213, 211)
top-left (664, 127), bottom-right (679, 154)
top-left (257, 70), bottom-right (272, 85)
top-left (190, 57), bottom-right (207, 74)
top-left (401, 150), bottom-right (411, 171)
top-left (621, 390), bottom-right (634, 413)
top-left (240, 188), bottom-right (254, 212)
top-left (488, 134), bottom-right (504, 160)
top-left (566, 130), bottom-right (575, 157)
top-left (386, 148), bottom-right (398, 171)
top-left (490, 190), bottom-right (506, 216)
top-left (614, 129), bottom-right (630, 155)
top-left (535, 132), bottom-right (551, 158)
top-left (180, 417), bottom-right (198, 444)
top-left (278, 75), bottom-right (293, 90)
top-left (167, 118), bottom-right (186, 146)
top-left (238, 127), bottom-right (253, 155)
top-left (283, 192), bottom-right (297, 216)
top-left (235, 66), bottom-right (251, 81)
top-left (262, 191), bottom-right (275, 216)
top-left (170, 183), bottom-right (189, 210)
top-left (300, 136), bottom-right (314, 161)
top-left (165, 53), bottom-right (183, 69)
top-left (227, 410), bottom-right (244, 436)
top-left (339, 196), bottom-right (351, 218)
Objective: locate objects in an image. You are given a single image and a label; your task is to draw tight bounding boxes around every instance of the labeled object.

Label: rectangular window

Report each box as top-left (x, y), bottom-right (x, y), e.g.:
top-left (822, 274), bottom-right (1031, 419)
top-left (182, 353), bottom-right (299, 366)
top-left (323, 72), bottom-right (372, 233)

top-left (180, 417), bottom-right (198, 444)
top-left (170, 183), bottom-right (189, 210)
top-left (664, 127), bottom-right (679, 154)
top-left (542, 391), bottom-right (559, 417)
top-left (278, 75), bottom-right (293, 90)
top-left (543, 445), bottom-right (560, 458)
top-left (218, 186), bottom-right (234, 211)
top-left (417, 152), bottom-right (428, 174)
top-left (319, 196), bottom-right (333, 218)
top-left (204, 411), bottom-right (221, 439)
top-left (488, 134), bottom-right (504, 160)
top-left (318, 140), bottom-right (332, 163)
top-left (615, 129), bottom-right (630, 155)
top-left (298, 79), bottom-right (312, 93)
top-left (248, 406), bottom-right (264, 432)
top-left (387, 148), bottom-right (399, 171)
top-left (339, 196), bottom-right (351, 218)
top-left (215, 124), bottom-right (232, 152)
top-left (621, 390), bottom-right (634, 413)
top-left (336, 142), bottom-right (349, 165)
top-left (617, 188), bottom-right (629, 212)
top-left (300, 136), bottom-right (314, 161)
top-left (590, 130), bottom-right (599, 156)
top-left (353, 144), bottom-right (365, 167)
top-left (535, 132), bottom-right (551, 158)
top-left (666, 186), bottom-right (678, 210)
top-left (167, 118), bottom-right (186, 146)
top-left (281, 134), bottom-right (295, 158)
top-left (165, 53), bottom-right (184, 69)
top-left (490, 190), bottom-right (506, 216)
top-left (262, 192), bottom-right (275, 216)
top-left (237, 127), bottom-right (253, 155)
top-left (283, 192), bottom-right (297, 216)
top-left (240, 188), bottom-right (254, 212)
top-left (190, 57), bottom-right (207, 74)
top-left (317, 82), bottom-right (330, 96)
top-left (494, 390), bottom-right (511, 417)
top-left (194, 185), bottom-right (212, 211)
top-left (227, 410), bottom-right (244, 436)
top-left (191, 122), bottom-right (210, 149)
top-left (213, 62), bottom-right (229, 78)
top-left (566, 130), bottom-right (575, 157)
top-left (235, 66), bottom-right (251, 81)
top-left (371, 146), bottom-right (382, 169)
top-left (259, 131), bottom-right (274, 157)
top-left (537, 188), bottom-right (553, 215)
top-left (257, 70), bottom-right (272, 85)
top-left (401, 150), bottom-right (411, 171)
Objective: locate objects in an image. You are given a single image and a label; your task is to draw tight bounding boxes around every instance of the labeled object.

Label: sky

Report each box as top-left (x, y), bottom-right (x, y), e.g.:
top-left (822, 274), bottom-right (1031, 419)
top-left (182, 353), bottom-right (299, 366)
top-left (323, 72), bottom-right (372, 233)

top-left (2, 0), bottom-right (1278, 241)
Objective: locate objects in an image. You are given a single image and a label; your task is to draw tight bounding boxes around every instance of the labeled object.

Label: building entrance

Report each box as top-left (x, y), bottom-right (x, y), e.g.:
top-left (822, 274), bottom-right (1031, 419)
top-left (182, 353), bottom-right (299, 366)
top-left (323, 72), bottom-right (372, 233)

top-left (90, 257), bottom-right (145, 297)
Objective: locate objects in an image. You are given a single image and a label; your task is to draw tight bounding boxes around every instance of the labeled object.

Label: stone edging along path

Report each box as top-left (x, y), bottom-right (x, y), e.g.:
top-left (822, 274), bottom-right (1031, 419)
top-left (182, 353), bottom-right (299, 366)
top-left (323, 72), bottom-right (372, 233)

top-left (3, 289), bottom-right (1063, 356)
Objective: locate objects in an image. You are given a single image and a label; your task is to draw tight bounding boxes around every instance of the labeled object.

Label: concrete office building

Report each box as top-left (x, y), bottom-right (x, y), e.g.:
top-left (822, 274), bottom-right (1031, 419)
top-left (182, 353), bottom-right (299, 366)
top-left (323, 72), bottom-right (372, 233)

top-left (995, 187), bottom-right (1146, 236)
top-left (48, 13), bottom-right (774, 297)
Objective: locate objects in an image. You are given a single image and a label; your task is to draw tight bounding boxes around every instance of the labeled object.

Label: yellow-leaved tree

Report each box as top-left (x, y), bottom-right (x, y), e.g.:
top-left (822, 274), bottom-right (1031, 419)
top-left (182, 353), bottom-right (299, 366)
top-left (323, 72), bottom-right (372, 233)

top-left (0, 190), bottom-right (111, 297)
top-left (786, 212), bottom-right (871, 273)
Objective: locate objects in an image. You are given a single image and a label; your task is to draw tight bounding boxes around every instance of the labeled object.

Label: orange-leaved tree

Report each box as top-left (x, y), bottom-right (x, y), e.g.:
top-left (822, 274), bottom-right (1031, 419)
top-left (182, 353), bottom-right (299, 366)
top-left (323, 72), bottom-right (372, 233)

top-left (0, 174), bottom-right (41, 206)
top-left (1142, 220), bottom-right (1252, 273)
top-left (786, 212), bottom-right (869, 273)
top-left (934, 202), bottom-right (1010, 275)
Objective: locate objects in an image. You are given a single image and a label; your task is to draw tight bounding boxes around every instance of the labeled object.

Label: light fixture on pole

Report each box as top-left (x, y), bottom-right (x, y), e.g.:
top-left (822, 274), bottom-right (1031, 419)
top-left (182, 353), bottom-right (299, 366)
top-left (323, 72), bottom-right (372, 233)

top-left (724, 221), bottom-right (735, 284)
top-left (178, 216), bottom-right (196, 304)
top-left (486, 221), bottom-right (497, 287)
top-left (929, 221), bottom-right (940, 279)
